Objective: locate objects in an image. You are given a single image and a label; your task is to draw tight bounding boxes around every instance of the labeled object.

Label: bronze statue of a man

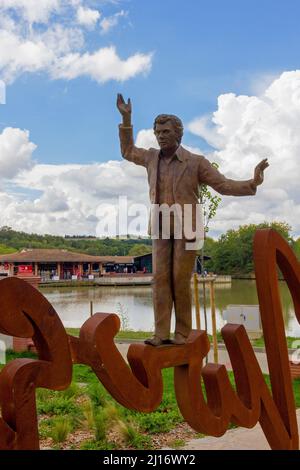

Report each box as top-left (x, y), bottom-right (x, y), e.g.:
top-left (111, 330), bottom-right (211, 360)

top-left (117, 94), bottom-right (269, 346)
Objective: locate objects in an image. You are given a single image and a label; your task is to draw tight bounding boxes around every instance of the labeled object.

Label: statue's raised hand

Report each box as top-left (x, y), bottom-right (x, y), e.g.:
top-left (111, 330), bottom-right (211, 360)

top-left (117, 94), bottom-right (132, 126)
top-left (253, 158), bottom-right (269, 187)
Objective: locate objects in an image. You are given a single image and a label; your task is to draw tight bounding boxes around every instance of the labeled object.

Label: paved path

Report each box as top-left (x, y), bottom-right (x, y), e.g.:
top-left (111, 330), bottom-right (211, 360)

top-left (177, 410), bottom-right (300, 450)
top-left (116, 342), bottom-right (270, 374)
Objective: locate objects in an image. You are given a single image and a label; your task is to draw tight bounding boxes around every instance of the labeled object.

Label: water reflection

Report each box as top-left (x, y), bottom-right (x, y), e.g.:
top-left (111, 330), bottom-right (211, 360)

top-left (40, 280), bottom-right (300, 337)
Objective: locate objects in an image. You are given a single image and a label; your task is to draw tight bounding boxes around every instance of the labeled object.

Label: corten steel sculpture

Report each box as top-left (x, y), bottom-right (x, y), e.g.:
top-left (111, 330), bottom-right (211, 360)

top-left (116, 94), bottom-right (269, 346)
top-left (0, 278), bottom-right (72, 450)
top-left (0, 229), bottom-right (299, 450)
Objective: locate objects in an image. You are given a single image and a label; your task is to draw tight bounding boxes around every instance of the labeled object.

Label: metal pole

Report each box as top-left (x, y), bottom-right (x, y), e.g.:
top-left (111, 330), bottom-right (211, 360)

top-left (90, 300), bottom-right (93, 318)
top-left (202, 280), bottom-right (208, 364)
top-left (193, 273), bottom-right (201, 330)
top-left (210, 280), bottom-right (218, 363)
top-left (203, 280), bottom-right (207, 332)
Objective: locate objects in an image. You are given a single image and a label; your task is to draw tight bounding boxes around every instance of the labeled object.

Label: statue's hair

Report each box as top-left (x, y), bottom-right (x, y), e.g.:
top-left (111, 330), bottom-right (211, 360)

top-left (153, 114), bottom-right (184, 144)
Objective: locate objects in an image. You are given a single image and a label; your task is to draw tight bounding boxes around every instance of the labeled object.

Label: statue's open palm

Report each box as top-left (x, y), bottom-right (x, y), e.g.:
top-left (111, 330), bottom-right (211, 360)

top-left (253, 158), bottom-right (269, 186)
top-left (117, 93), bottom-right (131, 117)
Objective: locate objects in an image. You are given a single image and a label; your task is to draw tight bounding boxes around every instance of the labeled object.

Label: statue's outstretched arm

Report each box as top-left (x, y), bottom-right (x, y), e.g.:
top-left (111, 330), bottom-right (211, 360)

top-left (117, 93), bottom-right (148, 167)
top-left (198, 155), bottom-right (269, 196)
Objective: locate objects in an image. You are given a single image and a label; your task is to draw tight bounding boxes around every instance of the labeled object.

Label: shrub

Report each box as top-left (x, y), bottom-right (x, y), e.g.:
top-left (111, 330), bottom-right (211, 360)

top-left (37, 395), bottom-right (79, 415)
top-left (116, 302), bottom-right (130, 331)
top-left (38, 418), bottom-right (53, 439)
top-left (87, 383), bottom-right (107, 408)
top-left (60, 382), bottom-right (81, 399)
top-left (49, 417), bottom-right (72, 443)
top-left (136, 409), bottom-right (181, 434)
top-left (116, 420), bottom-right (152, 449)
top-left (93, 411), bottom-right (107, 442)
top-left (82, 400), bottom-right (94, 429)
top-left (102, 403), bottom-right (120, 423)
top-left (80, 440), bottom-right (116, 450)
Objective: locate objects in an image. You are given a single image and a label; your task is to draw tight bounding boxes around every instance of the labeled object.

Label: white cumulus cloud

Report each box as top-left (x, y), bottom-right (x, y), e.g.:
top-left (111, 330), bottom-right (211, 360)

top-left (135, 129), bottom-right (158, 149)
top-left (0, 0), bottom-right (61, 24)
top-left (187, 70), bottom-right (300, 237)
top-left (100, 10), bottom-right (127, 34)
top-left (0, 1), bottom-right (153, 84)
top-left (76, 5), bottom-right (100, 28)
top-left (0, 127), bottom-right (36, 178)
top-left (7, 157), bottom-right (149, 235)
top-left (51, 46), bottom-right (153, 83)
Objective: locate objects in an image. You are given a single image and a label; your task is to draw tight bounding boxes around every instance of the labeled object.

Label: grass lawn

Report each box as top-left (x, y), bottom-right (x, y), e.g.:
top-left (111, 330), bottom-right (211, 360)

top-left (1, 349), bottom-right (300, 450)
top-left (66, 328), bottom-right (300, 350)
top-left (66, 328), bottom-right (153, 340)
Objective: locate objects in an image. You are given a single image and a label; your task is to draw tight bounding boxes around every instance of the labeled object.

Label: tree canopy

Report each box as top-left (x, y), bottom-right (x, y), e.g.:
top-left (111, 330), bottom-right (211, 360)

top-left (0, 226), bottom-right (152, 257)
top-left (204, 221), bottom-right (293, 275)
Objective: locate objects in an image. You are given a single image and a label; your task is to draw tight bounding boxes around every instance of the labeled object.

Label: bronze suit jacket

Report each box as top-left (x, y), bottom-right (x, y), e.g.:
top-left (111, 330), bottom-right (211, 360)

top-left (119, 125), bottom-right (256, 237)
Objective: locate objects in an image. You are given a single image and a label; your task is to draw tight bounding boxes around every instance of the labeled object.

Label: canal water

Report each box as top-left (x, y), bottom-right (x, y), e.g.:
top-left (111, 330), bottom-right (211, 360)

top-left (40, 279), bottom-right (300, 338)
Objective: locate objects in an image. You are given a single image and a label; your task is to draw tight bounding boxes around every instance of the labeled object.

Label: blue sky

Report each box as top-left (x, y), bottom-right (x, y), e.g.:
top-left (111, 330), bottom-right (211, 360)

top-left (1, 0), bottom-right (300, 236)
top-left (3, 0), bottom-right (300, 164)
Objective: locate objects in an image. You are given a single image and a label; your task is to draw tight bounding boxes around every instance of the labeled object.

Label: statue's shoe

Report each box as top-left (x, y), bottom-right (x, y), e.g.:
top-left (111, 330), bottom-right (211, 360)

top-left (144, 336), bottom-right (171, 347)
top-left (170, 333), bottom-right (187, 345)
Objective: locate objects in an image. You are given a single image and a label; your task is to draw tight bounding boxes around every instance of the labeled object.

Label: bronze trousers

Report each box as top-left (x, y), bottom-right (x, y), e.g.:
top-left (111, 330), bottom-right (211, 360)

top-left (152, 237), bottom-right (197, 339)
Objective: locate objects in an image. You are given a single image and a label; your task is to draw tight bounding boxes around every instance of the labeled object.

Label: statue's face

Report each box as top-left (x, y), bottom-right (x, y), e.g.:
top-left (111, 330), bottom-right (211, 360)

top-left (154, 121), bottom-right (178, 151)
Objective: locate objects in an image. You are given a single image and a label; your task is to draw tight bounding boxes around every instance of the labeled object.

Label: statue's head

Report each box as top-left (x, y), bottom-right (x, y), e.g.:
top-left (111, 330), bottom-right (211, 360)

top-left (153, 114), bottom-right (184, 151)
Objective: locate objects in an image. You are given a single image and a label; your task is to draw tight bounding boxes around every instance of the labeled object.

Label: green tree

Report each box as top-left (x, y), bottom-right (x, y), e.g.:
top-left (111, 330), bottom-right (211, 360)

top-left (0, 226), bottom-right (152, 257)
top-left (292, 238), bottom-right (300, 260)
top-left (211, 221), bottom-right (292, 275)
top-left (199, 163), bottom-right (222, 272)
top-left (0, 244), bottom-right (16, 254)
top-left (202, 236), bottom-right (217, 272)
top-left (128, 244), bottom-right (151, 257)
